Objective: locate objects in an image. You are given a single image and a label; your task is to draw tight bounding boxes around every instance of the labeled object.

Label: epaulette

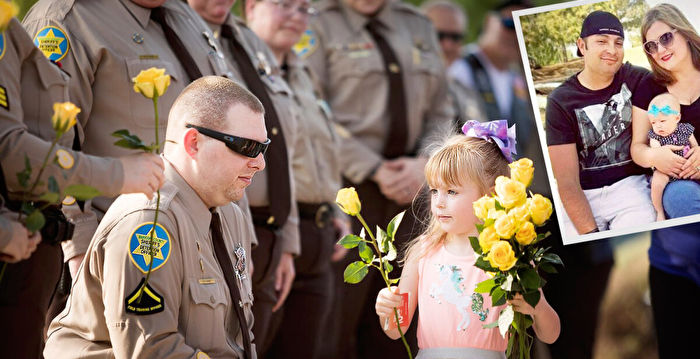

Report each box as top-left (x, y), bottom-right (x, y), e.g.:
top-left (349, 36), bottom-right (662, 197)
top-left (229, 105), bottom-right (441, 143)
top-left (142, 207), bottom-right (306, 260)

top-left (393, 1), bottom-right (428, 20)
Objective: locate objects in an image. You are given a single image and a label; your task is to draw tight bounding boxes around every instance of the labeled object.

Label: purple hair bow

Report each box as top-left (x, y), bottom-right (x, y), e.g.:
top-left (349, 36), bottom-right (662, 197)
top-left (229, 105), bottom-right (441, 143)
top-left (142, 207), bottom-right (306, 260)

top-left (461, 120), bottom-right (517, 163)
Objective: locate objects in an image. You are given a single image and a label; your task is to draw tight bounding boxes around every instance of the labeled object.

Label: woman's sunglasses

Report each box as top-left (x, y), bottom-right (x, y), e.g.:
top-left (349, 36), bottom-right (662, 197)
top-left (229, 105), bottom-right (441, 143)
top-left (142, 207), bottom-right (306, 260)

top-left (643, 29), bottom-right (678, 55)
top-left (186, 124), bottom-right (270, 158)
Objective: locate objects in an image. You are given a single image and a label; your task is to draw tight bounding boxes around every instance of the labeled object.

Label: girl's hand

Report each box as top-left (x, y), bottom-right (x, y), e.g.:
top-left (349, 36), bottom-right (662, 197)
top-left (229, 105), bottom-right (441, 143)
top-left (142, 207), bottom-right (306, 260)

top-left (652, 145), bottom-right (686, 177)
top-left (375, 286), bottom-right (403, 319)
top-left (680, 146), bottom-right (700, 179)
top-left (508, 293), bottom-right (537, 316)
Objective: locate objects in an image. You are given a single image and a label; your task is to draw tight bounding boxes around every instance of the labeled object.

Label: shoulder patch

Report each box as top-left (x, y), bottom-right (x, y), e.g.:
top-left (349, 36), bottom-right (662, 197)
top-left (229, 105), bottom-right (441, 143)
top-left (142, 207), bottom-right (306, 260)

top-left (128, 222), bottom-right (172, 274)
top-left (196, 352), bottom-right (211, 359)
top-left (0, 32), bottom-right (6, 61)
top-left (33, 25), bottom-right (70, 62)
top-left (56, 149), bottom-right (74, 169)
top-left (292, 29), bottom-right (318, 59)
top-left (125, 278), bottom-right (165, 315)
top-left (0, 84), bottom-right (8, 110)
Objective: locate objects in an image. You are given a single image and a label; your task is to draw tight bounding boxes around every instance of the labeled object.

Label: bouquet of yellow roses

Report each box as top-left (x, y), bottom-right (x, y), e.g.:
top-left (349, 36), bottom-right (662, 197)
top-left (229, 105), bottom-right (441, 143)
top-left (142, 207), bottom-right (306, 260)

top-left (469, 158), bottom-right (562, 359)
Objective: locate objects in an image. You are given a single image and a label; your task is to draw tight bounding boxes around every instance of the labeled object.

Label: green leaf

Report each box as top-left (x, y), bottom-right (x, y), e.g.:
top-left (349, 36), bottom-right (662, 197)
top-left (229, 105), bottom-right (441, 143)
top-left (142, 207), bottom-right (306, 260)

top-left (494, 200), bottom-right (505, 211)
top-left (519, 268), bottom-right (541, 290)
top-left (343, 261), bottom-right (369, 284)
top-left (17, 155), bottom-right (32, 189)
top-left (475, 223), bottom-right (485, 233)
top-left (25, 209), bottom-right (45, 232)
top-left (475, 256), bottom-right (497, 272)
top-left (492, 287), bottom-right (507, 307)
top-left (338, 234), bottom-right (362, 249)
top-left (511, 312), bottom-right (533, 331)
top-left (469, 236), bottom-right (482, 255)
top-left (483, 321), bottom-right (499, 329)
top-left (523, 290), bottom-right (541, 309)
top-left (386, 211), bottom-right (405, 240)
top-left (474, 278), bottom-right (497, 293)
top-left (38, 191), bottom-right (60, 204)
top-left (64, 184), bottom-right (101, 200)
top-left (377, 226), bottom-right (388, 253)
top-left (358, 242), bottom-right (374, 263)
top-left (112, 129), bottom-right (152, 152)
top-left (542, 253), bottom-right (564, 266)
top-left (20, 202), bottom-right (34, 216)
top-left (48, 176), bottom-right (59, 194)
top-left (385, 242), bottom-right (397, 261)
top-left (484, 218), bottom-right (495, 228)
top-left (384, 260), bottom-right (394, 275)
top-left (539, 263), bottom-right (558, 274)
top-left (388, 278), bottom-right (399, 284)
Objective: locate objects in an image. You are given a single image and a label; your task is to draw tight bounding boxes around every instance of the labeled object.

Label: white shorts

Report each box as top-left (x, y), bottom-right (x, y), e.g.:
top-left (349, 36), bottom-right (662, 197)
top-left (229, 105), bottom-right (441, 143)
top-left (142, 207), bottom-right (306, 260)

top-left (416, 347), bottom-right (506, 359)
top-left (562, 174), bottom-right (656, 236)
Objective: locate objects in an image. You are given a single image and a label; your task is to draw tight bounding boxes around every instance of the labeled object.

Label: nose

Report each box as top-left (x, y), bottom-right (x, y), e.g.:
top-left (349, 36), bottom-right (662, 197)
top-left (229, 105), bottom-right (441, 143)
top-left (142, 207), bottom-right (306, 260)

top-left (250, 153), bottom-right (266, 172)
top-left (435, 193), bottom-right (446, 208)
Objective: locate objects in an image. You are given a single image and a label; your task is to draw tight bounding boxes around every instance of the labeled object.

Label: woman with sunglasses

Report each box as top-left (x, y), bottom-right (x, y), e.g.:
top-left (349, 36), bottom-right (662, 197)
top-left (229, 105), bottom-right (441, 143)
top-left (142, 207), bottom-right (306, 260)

top-left (244, 1), bottom-right (351, 358)
top-left (630, 4), bottom-right (700, 358)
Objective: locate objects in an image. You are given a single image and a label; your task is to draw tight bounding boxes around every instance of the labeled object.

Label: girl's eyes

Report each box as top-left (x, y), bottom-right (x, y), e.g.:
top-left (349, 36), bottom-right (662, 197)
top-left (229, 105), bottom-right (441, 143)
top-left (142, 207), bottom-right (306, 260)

top-left (448, 190), bottom-right (457, 195)
top-left (429, 188), bottom-right (438, 195)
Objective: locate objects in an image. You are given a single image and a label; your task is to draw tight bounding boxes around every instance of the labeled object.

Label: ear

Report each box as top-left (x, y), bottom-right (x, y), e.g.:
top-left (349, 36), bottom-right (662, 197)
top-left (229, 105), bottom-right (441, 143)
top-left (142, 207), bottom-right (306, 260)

top-left (576, 37), bottom-right (586, 56)
top-left (182, 128), bottom-right (200, 157)
top-left (244, 0), bottom-right (256, 21)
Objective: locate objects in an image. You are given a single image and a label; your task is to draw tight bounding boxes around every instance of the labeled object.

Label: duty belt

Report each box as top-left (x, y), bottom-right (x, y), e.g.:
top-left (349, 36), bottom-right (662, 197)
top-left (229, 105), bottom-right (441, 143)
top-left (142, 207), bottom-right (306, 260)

top-left (297, 202), bottom-right (332, 229)
top-left (249, 205), bottom-right (281, 232)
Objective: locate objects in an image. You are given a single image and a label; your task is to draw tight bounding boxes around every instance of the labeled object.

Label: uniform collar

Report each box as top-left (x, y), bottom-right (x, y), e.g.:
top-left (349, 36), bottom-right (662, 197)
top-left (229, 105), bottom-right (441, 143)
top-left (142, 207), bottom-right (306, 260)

top-left (163, 158), bottom-right (212, 234)
top-left (119, 0), bottom-right (151, 29)
top-left (341, 0), bottom-right (395, 34)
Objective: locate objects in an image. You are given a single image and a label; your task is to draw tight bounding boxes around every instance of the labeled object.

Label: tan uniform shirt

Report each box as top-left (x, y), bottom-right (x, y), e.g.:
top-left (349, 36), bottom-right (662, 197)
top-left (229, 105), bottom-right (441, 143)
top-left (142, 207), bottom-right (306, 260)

top-left (0, 18), bottom-right (123, 198)
top-left (449, 78), bottom-right (488, 126)
top-left (284, 52), bottom-right (342, 209)
top-left (44, 160), bottom-right (256, 359)
top-left (214, 16), bottom-right (300, 255)
top-left (22, 0), bottom-right (234, 259)
top-left (305, 0), bottom-right (454, 184)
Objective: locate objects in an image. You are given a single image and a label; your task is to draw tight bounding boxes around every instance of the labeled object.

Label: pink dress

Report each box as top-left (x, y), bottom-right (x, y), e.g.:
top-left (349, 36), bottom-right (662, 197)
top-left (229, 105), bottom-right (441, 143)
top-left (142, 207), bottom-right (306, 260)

top-left (416, 243), bottom-right (507, 353)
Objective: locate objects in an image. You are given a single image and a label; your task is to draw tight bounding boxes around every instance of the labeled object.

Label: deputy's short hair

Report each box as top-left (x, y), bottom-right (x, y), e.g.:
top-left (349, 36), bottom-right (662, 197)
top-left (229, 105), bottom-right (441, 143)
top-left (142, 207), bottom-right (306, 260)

top-left (169, 76), bottom-right (264, 131)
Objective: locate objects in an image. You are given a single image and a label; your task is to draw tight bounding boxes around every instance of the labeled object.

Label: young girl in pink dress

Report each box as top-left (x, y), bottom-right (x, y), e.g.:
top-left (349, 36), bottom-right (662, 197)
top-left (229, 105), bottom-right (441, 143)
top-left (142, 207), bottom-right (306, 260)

top-left (375, 123), bottom-right (560, 359)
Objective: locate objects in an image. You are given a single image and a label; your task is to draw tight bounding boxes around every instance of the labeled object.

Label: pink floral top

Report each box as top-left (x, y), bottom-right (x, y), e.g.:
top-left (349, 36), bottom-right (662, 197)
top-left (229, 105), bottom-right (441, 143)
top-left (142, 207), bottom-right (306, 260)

top-left (416, 242), bottom-right (507, 351)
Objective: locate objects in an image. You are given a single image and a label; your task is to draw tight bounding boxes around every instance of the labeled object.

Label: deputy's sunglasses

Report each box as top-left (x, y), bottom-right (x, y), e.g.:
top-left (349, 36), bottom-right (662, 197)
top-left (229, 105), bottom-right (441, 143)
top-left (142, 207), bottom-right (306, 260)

top-left (186, 124), bottom-right (270, 158)
top-left (643, 29), bottom-right (678, 55)
top-left (437, 31), bottom-right (464, 42)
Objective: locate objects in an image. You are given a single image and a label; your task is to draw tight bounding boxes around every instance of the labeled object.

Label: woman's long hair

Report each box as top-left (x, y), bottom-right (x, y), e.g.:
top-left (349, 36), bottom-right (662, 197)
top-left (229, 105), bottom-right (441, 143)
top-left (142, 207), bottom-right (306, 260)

top-left (402, 136), bottom-right (510, 263)
top-left (641, 3), bottom-right (700, 86)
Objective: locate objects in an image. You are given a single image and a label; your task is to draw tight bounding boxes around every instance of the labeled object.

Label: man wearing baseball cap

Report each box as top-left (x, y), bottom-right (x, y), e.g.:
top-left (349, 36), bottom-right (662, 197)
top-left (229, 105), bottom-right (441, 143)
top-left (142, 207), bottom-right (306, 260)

top-left (543, 10), bottom-right (654, 358)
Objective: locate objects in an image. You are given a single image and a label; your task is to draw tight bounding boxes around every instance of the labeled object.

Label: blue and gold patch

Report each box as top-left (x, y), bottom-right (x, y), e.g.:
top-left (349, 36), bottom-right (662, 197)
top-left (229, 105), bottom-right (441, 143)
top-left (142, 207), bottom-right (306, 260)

top-left (128, 222), bottom-right (171, 274)
top-left (0, 32), bottom-right (6, 61)
top-left (0, 85), bottom-right (8, 111)
top-left (33, 25), bottom-right (70, 62)
top-left (292, 29), bottom-right (317, 59)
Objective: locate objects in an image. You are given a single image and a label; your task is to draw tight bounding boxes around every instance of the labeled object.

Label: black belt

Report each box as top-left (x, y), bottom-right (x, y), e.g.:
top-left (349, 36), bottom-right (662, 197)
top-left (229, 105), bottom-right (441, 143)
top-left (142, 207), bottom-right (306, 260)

top-left (297, 202), bottom-right (332, 229)
top-left (5, 201), bottom-right (74, 244)
top-left (249, 205), bottom-right (280, 231)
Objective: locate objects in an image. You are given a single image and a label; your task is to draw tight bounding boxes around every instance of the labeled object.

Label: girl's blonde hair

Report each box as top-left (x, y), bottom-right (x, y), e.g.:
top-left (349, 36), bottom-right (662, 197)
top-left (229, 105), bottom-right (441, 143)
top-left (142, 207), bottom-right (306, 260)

top-left (403, 135), bottom-right (510, 262)
top-left (641, 3), bottom-right (700, 86)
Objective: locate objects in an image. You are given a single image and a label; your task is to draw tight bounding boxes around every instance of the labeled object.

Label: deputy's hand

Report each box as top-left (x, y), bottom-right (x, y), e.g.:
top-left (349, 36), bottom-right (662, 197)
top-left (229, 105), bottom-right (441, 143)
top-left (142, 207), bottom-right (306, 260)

top-left (375, 286), bottom-right (402, 319)
top-left (68, 253), bottom-right (85, 280)
top-left (272, 252), bottom-right (295, 312)
top-left (652, 145), bottom-right (686, 177)
top-left (331, 217), bottom-right (351, 262)
top-left (377, 157), bottom-right (426, 205)
top-left (119, 153), bottom-right (165, 199)
top-left (0, 216), bottom-right (41, 263)
top-left (680, 146), bottom-right (700, 179)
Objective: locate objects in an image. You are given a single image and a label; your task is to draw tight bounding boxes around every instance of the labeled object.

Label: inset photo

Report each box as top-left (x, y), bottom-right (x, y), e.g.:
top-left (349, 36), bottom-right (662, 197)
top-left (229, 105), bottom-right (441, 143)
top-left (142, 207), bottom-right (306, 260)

top-left (513, 0), bottom-right (700, 244)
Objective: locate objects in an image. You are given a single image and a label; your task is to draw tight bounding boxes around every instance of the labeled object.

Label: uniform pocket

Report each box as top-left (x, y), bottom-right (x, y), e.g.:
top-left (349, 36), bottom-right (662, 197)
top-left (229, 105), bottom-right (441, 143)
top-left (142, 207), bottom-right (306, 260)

top-left (186, 280), bottom-right (228, 348)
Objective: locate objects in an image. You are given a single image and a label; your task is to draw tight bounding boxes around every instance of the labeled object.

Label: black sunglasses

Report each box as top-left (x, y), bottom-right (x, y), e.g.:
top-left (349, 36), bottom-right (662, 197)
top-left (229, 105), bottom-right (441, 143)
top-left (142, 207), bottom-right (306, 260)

top-left (186, 124), bottom-right (270, 158)
top-left (437, 31), bottom-right (464, 42)
top-left (644, 29), bottom-right (678, 55)
top-left (500, 16), bottom-right (515, 30)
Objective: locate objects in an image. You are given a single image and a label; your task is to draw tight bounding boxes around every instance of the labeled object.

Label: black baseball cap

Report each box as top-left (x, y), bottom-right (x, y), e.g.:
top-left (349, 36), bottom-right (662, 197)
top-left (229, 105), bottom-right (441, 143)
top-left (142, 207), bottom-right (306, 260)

top-left (576, 11), bottom-right (624, 57)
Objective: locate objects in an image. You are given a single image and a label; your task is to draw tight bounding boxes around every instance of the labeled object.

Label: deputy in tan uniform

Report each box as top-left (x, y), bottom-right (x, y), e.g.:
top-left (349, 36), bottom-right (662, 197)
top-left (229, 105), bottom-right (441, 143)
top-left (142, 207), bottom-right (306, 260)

top-left (304, 0), bottom-right (454, 357)
top-left (44, 76), bottom-right (262, 359)
top-left (0, 15), bottom-right (163, 357)
top-left (22, 0), bottom-right (235, 318)
top-left (187, 1), bottom-right (300, 353)
top-left (244, 0), bottom-right (351, 358)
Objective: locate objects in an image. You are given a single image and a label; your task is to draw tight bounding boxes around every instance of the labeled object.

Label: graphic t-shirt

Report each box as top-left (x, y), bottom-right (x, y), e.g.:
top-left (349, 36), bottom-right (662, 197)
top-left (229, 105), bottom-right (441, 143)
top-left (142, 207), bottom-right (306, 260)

top-left (416, 243), bottom-right (506, 351)
top-left (546, 62), bottom-right (650, 189)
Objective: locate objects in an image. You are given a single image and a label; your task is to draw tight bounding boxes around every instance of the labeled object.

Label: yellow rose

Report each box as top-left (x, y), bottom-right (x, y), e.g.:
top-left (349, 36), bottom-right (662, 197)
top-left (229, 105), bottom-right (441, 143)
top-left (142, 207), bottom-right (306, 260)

top-left (473, 195), bottom-right (496, 221)
top-left (51, 102), bottom-right (81, 134)
top-left (494, 212), bottom-right (518, 239)
top-left (530, 194), bottom-right (553, 226)
top-left (515, 221), bottom-right (537, 246)
top-left (132, 67), bottom-right (171, 99)
top-left (487, 241), bottom-right (517, 271)
top-left (336, 187), bottom-right (361, 216)
top-left (494, 176), bottom-right (526, 209)
top-left (509, 158), bottom-right (534, 187)
top-left (478, 226), bottom-right (500, 253)
top-left (0, 1), bottom-right (19, 32)
top-left (508, 199), bottom-right (531, 225)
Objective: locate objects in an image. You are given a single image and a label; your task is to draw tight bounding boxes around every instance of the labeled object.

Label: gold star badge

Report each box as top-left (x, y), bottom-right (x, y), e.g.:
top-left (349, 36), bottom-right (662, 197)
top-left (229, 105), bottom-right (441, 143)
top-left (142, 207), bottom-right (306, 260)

top-left (36, 29), bottom-right (65, 59)
top-left (132, 229), bottom-right (167, 266)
